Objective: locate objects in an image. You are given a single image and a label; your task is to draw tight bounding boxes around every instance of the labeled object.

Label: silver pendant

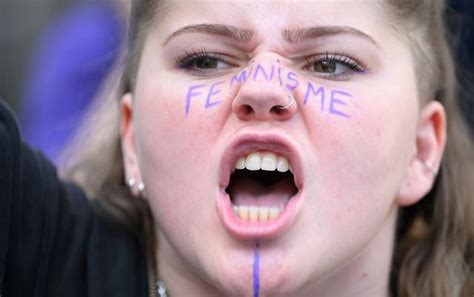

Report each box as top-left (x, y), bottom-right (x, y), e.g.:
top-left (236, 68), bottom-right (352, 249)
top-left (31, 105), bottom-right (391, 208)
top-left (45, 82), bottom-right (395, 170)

top-left (157, 280), bottom-right (168, 297)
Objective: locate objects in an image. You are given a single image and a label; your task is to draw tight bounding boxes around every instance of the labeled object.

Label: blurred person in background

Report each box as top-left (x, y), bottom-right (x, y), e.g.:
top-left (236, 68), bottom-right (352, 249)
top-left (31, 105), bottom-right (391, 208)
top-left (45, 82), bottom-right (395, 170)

top-left (1, 0), bottom-right (68, 110)
top-left (18, 0), bottom-right (129, 162)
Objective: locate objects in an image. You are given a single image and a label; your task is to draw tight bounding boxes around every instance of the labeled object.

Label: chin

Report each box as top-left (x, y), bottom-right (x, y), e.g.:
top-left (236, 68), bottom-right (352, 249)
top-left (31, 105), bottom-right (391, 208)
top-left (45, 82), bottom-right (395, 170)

top-left (207, 242), bottom-right (307, 297)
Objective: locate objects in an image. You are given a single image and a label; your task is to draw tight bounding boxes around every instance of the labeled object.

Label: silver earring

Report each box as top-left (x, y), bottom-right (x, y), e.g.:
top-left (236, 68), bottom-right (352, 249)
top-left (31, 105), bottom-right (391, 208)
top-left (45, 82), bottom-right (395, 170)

top-left (137, 182), bottom-right (146, 193)
top-left (127, 177), bottom-right (136, 187)
top-left (276, 94), bottom-right (295, 110)
top-left (421, 160), bottom-right (437, 176)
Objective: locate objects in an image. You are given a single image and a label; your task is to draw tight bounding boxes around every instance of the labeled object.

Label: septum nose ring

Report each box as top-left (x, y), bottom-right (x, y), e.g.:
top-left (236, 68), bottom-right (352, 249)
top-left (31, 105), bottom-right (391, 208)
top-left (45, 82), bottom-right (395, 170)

top-left (276, 95), bottom-right (295, 110)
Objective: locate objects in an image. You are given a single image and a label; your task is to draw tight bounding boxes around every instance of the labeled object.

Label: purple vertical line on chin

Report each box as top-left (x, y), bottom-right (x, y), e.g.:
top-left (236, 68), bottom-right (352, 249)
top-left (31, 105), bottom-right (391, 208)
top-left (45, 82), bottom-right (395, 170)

top-left (253, 241), bottom-right (260, 297)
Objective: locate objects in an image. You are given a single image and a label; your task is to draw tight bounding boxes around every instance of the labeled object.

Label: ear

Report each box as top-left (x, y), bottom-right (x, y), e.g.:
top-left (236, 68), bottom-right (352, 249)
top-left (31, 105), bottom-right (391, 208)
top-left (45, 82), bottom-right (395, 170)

top-left (120, 93), bottom-right (141, 197)
top-left (396, 101), bottom-right (447, 206)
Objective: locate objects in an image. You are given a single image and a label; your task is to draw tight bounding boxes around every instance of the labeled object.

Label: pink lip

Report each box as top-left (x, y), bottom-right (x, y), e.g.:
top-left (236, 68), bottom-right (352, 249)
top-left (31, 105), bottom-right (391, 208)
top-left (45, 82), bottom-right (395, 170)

top-left (217, 132), bottom-right (304, 239)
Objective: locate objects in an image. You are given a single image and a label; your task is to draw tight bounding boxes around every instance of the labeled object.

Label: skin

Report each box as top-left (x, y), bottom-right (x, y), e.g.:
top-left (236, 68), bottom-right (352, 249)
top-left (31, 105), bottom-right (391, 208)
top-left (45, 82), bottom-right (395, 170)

top-left (121, 1), bottom-right (446, 296)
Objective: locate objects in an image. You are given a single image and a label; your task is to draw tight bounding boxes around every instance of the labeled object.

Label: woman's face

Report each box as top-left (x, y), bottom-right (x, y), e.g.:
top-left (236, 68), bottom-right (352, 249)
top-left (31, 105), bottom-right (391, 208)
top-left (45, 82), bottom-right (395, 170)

top-left (125, 1), bottom-right (423, 296)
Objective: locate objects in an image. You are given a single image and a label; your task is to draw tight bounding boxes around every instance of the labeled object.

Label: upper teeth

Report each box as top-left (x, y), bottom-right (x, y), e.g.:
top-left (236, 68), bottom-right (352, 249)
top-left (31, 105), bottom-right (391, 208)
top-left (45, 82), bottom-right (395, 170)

top-left (234, 152), bottom-right (291, 172)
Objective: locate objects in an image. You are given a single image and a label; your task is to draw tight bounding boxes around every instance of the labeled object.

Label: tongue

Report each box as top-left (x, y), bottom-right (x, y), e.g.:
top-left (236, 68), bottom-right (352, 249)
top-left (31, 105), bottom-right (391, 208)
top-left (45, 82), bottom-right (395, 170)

top-left (228, 175), bottom-right (295, 207)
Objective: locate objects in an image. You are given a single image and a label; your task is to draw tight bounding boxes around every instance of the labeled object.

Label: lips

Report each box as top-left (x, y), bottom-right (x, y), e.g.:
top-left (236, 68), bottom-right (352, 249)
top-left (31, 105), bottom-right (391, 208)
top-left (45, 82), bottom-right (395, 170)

top-left (217, 132), bottom-right (304, 239)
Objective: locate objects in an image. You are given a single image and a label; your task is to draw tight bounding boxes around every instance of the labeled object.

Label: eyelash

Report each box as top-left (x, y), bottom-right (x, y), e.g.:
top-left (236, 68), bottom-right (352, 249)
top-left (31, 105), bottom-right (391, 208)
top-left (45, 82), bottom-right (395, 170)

top-left (175, 48), bottom-right (229, 75)
top-left (303, 52), bottom-right (368, 80)
top-left (175, 49), bottom-right (368, 80)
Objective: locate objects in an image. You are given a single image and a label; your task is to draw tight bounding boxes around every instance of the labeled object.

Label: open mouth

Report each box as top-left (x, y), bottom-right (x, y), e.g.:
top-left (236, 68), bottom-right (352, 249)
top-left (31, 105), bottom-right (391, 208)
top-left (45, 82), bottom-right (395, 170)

top-left (217, 133), bottom-right (304, 239)
top-left (226, 152), bottom-right (298, 223)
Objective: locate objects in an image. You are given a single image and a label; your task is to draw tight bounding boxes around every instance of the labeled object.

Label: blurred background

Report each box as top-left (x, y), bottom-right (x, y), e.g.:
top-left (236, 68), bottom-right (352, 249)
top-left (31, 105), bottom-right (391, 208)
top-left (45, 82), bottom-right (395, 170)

top-left (0, 0), bottom-right (473, 163)
top-left (1, 0), bottom-right (129, 162)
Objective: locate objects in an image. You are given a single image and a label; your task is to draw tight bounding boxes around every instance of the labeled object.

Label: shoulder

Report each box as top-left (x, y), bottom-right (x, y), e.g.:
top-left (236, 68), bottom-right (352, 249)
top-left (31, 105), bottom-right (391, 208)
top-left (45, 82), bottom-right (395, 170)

top-left (0, 100), bottom-right (148, 296)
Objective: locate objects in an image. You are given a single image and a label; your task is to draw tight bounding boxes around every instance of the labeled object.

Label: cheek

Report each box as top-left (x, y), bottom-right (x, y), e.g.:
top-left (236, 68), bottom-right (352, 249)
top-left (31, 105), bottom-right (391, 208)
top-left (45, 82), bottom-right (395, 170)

top-left (302, 79), bottom-right (419, 234)
top-left (133, 80), bottom-right (227, 233)
top-left (135, 77), bottom-right (221, 161)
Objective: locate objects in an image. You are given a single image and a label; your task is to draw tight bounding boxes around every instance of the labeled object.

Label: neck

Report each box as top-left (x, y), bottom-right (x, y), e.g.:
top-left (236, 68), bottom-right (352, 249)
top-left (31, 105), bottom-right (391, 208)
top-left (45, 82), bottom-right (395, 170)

top-left (155, 232), bottom-right (224, 297)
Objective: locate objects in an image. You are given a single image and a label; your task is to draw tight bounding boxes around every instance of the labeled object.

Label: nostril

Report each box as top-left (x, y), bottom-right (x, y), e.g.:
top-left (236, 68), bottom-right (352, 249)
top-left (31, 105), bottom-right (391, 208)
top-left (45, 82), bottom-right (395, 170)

top-left (270, 106), bottom-right (285, 115)
top-left (232, 93), bottom-right (297, 120)
top-left (238, 104), bottom-right (254, 116)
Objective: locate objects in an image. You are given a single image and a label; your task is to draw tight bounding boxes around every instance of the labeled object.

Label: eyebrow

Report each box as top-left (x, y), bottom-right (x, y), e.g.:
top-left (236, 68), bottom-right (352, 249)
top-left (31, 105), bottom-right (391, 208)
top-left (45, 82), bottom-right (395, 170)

top-left (162, 23), bottom-right (378, 47)
top-left (162, 24), bottom-right (255, 46)
top-left (282, 26), bottom-right (379, 46)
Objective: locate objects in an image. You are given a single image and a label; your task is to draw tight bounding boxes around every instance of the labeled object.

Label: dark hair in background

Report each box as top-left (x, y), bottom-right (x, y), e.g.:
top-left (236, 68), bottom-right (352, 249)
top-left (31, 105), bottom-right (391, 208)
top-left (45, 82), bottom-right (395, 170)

top-left (448, 1), bottom-right (474, 136)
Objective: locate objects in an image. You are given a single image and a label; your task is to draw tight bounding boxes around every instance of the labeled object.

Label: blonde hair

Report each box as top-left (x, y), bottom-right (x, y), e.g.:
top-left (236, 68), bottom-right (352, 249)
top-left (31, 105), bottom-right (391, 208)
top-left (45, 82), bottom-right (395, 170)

top-left (60, 0), bottom-right (474, 296)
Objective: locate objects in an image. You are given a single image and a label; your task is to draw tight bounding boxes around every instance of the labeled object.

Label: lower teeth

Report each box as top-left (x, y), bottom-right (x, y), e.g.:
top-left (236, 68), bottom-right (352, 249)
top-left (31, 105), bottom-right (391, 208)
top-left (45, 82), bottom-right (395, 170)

top-left (233, 205), bottom-right (283, 222)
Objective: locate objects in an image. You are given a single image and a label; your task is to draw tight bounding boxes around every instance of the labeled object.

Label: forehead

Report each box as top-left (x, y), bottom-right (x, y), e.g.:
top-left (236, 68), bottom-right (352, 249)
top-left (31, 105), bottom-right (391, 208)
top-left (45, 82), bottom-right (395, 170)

top-left (149, 0), bottom-right (392, 46)
top-left (156, 1), bottom-right (382, 26)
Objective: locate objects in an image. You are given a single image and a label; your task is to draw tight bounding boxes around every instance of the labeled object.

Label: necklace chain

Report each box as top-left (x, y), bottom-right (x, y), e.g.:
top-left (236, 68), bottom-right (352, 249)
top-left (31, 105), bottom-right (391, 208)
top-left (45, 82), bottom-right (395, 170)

top-left (157, 280), bottom-right (168, 297)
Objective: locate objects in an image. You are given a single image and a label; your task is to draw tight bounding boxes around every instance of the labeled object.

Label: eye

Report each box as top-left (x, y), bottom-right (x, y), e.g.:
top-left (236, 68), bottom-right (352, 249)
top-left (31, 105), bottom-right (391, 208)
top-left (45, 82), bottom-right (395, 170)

top-left (176, 49), bottom-right (232, 74)
top-left (313, 60), bottom-right (338, 73)
top-left (186, 56), bottom-right (228, 70)
top-left (305, 52), bottom-right (367, 80)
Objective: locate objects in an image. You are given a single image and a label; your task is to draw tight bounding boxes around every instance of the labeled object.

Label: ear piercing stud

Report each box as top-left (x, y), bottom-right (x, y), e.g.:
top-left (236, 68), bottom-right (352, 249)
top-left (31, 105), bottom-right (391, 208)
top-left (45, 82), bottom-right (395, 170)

top-left (127, 177), bottom-right (136, 187)
top-left (127, 177), bottom-right (146, 194)
top-left (276, 94), bottom-right (295, 110)
top-left (137, 182), bottom-right (146, 193)
top-left (421, 160), bottom-right (437, 177)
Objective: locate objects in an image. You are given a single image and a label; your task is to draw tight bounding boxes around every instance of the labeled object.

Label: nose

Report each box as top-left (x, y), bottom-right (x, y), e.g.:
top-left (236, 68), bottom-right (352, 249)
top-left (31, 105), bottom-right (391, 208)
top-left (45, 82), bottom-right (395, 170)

top-left (231, 62), bottom-right (297, 121)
